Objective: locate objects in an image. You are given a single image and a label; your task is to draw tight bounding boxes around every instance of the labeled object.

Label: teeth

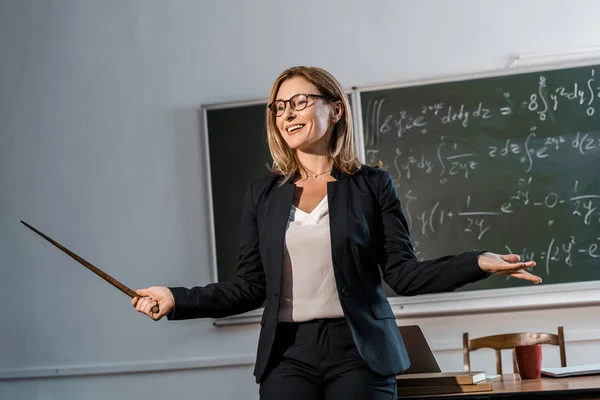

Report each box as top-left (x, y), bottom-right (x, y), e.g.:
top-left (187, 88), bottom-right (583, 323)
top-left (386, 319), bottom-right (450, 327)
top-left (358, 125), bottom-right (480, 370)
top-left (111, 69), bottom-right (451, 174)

top-left (287, 124), bottom-right (304, 132)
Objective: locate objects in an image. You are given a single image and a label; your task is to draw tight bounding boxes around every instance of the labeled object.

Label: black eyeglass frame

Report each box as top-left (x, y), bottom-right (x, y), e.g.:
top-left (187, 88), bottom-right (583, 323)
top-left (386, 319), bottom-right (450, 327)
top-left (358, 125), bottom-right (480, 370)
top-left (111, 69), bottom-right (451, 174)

top-left (268, 93), bottom-right (337, 117)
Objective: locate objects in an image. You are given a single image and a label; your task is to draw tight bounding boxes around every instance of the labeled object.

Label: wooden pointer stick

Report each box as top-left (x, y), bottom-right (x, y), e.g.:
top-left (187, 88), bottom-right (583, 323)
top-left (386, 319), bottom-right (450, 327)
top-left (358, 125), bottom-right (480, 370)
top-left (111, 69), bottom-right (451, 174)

top-left (21, 220), bottom-right (159, 314)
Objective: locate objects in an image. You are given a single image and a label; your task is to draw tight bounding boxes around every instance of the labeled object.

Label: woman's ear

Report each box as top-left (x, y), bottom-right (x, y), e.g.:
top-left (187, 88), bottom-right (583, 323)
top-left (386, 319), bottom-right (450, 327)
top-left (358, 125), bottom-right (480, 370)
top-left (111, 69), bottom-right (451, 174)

top-left (331, 101), bottom-right (343, 123)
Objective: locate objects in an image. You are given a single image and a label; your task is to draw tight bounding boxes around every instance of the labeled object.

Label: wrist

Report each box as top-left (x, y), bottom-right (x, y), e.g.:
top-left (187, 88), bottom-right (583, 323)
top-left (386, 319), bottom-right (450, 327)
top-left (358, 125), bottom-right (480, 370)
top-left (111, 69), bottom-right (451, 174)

top-left (476, 250), bottom-right (489, 271)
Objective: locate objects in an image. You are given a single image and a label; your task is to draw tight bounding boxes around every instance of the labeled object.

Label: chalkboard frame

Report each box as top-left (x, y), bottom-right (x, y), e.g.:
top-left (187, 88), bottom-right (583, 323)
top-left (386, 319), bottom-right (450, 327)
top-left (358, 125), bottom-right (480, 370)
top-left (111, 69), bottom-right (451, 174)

top-left (352, 59), bottom-right (600, 315)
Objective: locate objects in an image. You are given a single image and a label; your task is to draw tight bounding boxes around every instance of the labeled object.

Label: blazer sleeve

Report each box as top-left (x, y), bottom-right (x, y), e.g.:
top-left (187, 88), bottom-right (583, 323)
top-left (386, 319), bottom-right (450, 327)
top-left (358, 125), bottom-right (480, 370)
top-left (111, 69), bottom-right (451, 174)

top-left (167, 180), bottom-right (266, 320)
top-left (376, 170), bottom-right (490, 296)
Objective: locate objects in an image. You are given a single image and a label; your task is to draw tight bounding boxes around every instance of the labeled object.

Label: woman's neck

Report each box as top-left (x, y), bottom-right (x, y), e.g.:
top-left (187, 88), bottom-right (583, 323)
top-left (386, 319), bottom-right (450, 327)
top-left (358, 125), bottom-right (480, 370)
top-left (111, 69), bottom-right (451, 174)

top-left (296, 152), bottom-right (333, 178)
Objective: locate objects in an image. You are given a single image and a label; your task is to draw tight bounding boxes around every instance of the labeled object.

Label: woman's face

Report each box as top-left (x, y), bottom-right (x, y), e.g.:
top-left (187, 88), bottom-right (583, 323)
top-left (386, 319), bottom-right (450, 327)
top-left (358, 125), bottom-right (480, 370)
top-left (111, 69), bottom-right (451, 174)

top-left (274, 76), bottom-right (340, 154)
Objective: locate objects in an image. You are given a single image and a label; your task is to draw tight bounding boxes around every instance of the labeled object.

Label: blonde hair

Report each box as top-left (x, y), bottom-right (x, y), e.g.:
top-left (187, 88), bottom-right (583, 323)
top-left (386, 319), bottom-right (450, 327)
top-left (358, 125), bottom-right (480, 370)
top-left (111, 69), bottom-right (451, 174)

top-left (265, 66), bottom-right (361, 182)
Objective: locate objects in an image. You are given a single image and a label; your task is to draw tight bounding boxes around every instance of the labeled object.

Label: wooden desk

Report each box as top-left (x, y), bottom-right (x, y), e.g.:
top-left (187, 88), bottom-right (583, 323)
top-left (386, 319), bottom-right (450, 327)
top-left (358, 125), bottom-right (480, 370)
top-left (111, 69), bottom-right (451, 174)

top-left (397, 374), bottom-right (600, 399)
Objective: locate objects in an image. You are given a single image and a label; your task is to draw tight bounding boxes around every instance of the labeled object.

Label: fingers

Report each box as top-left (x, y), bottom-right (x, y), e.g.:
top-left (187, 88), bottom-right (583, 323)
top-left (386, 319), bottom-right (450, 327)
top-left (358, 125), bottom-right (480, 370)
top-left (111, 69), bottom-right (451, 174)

top-left (521, 260), bottom-right (536, 268)
top-left (495, 261), bottom-right (542, 283)
top-left (136, 288), bottom-right (151, 297)
top-left (504, 260), bottom-right (536, 271)
top-left (134, 295), bottom-right (162, 320)
top-left (510, 269), bottom-right (543, 284)
top-left (486, 254), bottom-right (541, 284)
top-left (497, 253), bottom-right (536, 270)
top-left (131, 287), bottom-right (173, 321)
top-left (133, 288), bottom-right (160, 320)
top-left (501, 253), bottom-right (521, 263)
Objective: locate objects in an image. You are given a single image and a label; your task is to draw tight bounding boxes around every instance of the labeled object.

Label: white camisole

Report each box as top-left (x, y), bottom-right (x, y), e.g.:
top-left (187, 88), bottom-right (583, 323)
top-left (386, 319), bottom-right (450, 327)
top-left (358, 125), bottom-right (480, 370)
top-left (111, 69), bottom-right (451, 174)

top-left (278, 195), bottom-right (345, 322)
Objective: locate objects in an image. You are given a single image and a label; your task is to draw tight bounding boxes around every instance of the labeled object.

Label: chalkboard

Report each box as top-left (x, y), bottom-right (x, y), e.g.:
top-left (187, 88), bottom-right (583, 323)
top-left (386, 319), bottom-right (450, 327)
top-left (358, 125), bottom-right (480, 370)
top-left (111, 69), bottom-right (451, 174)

top-left (204, 101), bottom-right (271, 282)
top-left (359, 63), bottom-right (600, 292)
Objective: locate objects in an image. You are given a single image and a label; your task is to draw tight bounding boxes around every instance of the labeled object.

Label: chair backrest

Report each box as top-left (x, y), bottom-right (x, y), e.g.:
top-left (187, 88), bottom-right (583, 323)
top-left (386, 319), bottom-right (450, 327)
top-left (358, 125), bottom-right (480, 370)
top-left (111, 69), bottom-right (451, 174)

top-left (463, 326), bottom-right (566, 374)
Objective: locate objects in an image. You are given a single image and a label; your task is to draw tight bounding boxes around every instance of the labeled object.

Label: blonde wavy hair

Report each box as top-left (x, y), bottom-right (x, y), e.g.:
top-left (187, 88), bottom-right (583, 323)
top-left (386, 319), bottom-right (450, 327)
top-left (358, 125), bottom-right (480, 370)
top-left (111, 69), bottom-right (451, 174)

top-left (265, 66), bottom-right (361, 182)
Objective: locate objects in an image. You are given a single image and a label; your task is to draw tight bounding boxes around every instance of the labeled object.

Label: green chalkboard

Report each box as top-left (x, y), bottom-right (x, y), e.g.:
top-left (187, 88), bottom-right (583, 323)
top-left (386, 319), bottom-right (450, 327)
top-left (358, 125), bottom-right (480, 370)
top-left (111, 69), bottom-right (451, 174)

top-left (359, 63), bottom-right (600, 292)
top-left (205, 102), bottom-right (271, 282)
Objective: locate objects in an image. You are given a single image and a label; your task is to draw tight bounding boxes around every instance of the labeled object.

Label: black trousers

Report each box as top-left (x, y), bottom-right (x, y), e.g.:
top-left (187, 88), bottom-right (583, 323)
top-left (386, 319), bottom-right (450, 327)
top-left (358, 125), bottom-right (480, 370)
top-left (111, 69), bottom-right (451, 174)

top-left (259, 318), bottom-right (397, 400)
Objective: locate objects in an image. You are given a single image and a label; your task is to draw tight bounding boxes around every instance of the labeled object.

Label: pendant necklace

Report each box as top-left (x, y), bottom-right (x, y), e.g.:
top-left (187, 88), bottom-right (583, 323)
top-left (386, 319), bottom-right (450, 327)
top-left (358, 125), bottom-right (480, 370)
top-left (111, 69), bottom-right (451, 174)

top-left (304, 167), bottom-right (332, 179)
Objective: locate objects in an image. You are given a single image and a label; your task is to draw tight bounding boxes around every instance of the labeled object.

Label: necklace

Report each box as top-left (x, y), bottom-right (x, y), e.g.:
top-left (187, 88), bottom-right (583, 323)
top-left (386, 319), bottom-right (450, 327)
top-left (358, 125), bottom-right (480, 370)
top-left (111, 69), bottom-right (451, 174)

top-left (304, 166), bottom-right (332, 179)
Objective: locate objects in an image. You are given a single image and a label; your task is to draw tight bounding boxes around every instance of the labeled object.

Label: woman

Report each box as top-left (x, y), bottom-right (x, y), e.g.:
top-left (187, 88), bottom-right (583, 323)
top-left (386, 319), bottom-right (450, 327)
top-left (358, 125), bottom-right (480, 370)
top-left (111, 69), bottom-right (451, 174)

top-left (132, 66), bottom-right (541, 399)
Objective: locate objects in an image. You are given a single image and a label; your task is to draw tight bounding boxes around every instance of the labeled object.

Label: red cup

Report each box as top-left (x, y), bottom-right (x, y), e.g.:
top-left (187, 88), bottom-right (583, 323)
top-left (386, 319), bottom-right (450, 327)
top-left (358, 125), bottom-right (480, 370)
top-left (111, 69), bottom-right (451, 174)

top-left (515, 344), bottom-right (543, 379)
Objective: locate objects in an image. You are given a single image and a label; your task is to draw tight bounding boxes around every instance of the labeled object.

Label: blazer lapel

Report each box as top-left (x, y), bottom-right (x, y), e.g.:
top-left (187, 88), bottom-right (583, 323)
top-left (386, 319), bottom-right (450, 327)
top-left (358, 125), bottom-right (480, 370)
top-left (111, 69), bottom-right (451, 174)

top-left (328, 168), bottom-right (348, 272)
top-left (268, 181), bottom-right (295, 287)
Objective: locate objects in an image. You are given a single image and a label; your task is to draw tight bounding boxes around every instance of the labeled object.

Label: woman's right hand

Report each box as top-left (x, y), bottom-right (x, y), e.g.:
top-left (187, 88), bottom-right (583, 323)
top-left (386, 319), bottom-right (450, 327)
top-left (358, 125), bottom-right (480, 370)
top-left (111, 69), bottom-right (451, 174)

top-left (131, 286), bottom-right (175, 321)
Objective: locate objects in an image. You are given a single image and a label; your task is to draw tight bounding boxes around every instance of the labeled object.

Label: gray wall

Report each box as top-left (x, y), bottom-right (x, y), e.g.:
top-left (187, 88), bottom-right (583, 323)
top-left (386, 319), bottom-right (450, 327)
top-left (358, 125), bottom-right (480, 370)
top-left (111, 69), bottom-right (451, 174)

top-left (2, 1), bottom-right (600, 399)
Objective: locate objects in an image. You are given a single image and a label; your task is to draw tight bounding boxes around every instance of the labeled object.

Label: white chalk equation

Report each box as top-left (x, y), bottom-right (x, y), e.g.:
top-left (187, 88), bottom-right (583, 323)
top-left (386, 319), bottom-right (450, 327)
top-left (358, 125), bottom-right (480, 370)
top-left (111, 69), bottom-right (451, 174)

top-left (363, 65), bottom-right (600, 281)
top-left (397, 173), bottom-right (600, 277)
top-left (375, 129), bottom-right (600, 186)
top-left (502, 178), bottom-right (600, 226)
top-left (389, 138), bottom-right (479, 183)
top-left (505, 236), bottom-right (600, 277)
top-left (402, 191), bottom-right (496, 240)
top-left (488, 129), bottom-right (600, 172)
top-left (363, 68), bottom-right (600, 148)
top-left (527, 70), bottom-right (600, 121)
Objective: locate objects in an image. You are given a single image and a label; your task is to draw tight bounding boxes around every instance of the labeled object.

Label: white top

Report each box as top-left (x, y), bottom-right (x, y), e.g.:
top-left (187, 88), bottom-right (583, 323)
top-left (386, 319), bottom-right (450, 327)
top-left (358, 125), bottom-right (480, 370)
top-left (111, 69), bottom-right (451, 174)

top-left (278, 195), bottom-right (345, 322)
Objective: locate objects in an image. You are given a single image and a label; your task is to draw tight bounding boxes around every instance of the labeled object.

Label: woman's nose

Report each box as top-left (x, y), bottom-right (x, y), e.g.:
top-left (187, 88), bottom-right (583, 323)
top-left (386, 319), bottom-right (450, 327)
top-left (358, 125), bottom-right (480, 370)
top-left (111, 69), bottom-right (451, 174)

top-left (282, 103), bottom-right (296, 120)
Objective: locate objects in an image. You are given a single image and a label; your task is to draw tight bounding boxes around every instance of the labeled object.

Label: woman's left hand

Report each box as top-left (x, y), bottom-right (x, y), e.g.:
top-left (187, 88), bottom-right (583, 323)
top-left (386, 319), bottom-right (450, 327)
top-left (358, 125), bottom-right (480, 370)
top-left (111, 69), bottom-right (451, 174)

top-left (477, 252), bottom-right (542, 284)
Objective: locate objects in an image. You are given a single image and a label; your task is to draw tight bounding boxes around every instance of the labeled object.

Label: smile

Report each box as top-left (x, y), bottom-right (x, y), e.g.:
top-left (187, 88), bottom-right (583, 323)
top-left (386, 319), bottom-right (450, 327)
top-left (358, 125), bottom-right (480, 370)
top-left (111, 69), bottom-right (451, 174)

top-left (287, 124), bottom-right (305, 133)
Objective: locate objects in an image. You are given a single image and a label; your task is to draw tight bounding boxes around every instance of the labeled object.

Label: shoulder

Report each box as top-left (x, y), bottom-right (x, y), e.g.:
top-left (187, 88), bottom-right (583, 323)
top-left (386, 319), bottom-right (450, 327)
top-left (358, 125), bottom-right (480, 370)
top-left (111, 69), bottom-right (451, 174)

top-left (355, 164), bottom-right (392, 185)
top-left (250, 170), bottom-right (281, 188)
top-left (246, 171), bottom-right (284, 202)
top-left (352, 165), bottom-right (398, 203)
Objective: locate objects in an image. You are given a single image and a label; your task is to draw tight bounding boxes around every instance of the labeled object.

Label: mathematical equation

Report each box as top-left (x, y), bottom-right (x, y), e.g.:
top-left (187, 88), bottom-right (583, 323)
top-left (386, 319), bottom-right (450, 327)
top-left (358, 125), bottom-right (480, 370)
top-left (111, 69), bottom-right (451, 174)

top-left (363, 65), bottom-right (600, 282)
top-left (502, 178), bottom-right (600, 226)
top-left (402, 179), bottom-right (600, 277)
top-left (364, 130), bottom-right (600, 187)
top-left (363, 68), bottom-right (600, 147)
top-left (505, 236), bottom-right (600, 277)
top-left (402, 176), bottom-right (600, 238)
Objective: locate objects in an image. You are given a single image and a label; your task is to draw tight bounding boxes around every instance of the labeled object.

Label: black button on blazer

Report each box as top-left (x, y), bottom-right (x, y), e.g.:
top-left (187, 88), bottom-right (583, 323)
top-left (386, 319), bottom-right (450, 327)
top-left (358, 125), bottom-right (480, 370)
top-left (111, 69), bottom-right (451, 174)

top-left (168, 164), bottom-right (489, 383)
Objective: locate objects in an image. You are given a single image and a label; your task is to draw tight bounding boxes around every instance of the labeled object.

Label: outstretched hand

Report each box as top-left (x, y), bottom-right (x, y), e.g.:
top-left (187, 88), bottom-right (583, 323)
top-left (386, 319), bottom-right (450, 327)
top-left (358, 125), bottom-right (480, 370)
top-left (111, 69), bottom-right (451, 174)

top-left (477, 252), bottom-right (542, 284)
top-left (131, 286), bottom-right (175, 321)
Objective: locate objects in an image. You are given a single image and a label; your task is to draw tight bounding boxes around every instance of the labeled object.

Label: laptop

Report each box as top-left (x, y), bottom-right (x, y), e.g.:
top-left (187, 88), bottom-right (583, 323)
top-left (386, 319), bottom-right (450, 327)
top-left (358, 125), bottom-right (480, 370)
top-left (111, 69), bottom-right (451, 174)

top-left (542, 364), bottom-right (600, 378)
top-left (396, 325), bottom-right (442, 375)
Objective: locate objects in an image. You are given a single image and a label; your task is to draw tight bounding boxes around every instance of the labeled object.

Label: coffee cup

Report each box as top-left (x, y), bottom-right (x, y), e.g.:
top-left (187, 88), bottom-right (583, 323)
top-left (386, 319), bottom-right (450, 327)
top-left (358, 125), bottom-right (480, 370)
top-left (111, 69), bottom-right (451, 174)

top-left (515, 344), bottom-right (542, 379)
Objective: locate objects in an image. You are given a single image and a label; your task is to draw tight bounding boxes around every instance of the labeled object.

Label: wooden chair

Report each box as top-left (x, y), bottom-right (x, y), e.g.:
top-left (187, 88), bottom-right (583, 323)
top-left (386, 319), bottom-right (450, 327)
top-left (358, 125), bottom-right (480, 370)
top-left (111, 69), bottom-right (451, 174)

top-left (463, 326), bottom-right (566, 374)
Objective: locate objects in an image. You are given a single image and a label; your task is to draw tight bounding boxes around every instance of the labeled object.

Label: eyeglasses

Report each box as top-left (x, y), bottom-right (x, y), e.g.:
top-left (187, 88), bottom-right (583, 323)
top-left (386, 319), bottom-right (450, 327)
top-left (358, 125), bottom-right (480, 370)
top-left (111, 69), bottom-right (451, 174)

top-left (268, 93), bottom-right (336, 117)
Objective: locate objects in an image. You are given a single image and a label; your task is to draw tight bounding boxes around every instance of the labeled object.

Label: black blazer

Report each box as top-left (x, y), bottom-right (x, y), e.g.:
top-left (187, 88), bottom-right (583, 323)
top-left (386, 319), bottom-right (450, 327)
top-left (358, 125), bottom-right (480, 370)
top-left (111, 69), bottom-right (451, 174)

top-left (168, 165), bottom-right (489, 383)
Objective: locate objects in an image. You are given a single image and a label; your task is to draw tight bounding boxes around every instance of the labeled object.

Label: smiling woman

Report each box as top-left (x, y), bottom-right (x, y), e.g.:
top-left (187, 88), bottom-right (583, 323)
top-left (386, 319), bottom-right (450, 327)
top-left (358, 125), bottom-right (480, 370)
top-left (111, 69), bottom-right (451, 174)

top-left (265, 67), bottom-right (360, 185)
top-left (131, 65), bottom-right (541, 400)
